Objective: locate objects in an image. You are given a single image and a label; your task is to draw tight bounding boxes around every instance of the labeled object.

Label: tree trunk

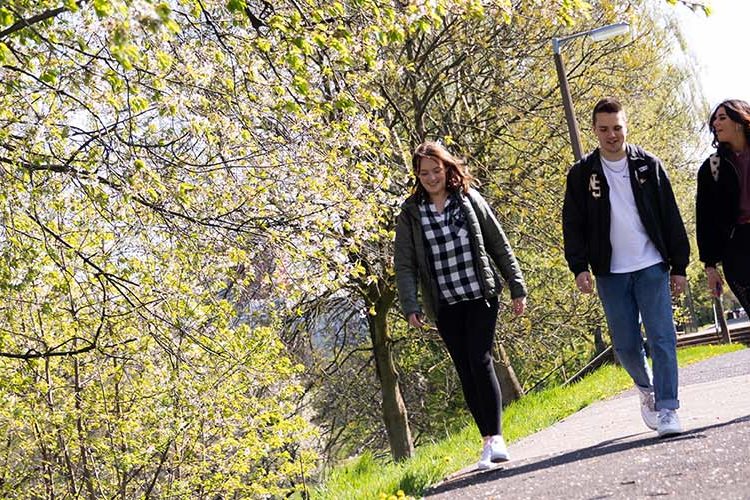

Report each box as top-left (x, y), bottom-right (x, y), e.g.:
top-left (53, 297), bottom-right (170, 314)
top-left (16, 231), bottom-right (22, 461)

top-left (74, 352), bottom-right (96, 499)
top-left (493, 342), bottom-right (523, 406)
top-left (367, 285), bottom-right (413, 461)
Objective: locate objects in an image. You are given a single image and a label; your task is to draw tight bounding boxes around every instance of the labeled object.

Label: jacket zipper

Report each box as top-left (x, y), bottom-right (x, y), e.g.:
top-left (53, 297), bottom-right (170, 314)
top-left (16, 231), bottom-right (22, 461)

top-left (722, 155), bottom-right (741, 240)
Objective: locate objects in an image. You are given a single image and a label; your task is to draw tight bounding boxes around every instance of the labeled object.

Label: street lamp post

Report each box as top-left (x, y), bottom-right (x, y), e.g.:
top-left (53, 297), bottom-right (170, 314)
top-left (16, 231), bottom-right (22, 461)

top-left (552, 22), bottom-right (630, 161)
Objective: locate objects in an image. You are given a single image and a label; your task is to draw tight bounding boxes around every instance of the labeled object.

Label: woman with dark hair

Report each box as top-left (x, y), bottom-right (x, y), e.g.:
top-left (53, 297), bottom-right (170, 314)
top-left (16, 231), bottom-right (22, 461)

top-left (696, 99), bottom-right (750, 315)
top-left (393, 141), bottom-right (527, 469)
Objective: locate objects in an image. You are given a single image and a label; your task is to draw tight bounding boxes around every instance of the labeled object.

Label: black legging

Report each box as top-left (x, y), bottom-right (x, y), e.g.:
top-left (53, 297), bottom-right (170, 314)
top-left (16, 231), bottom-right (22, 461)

top-left (724, 224), bottom-right (750, 316)
top-left (437, 296), bottom-right (502, 437)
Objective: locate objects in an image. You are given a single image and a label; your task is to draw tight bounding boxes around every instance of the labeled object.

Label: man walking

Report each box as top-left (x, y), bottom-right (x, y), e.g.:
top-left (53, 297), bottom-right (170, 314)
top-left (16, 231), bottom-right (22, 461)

top-left (562, 97), bottom-right (689, 437)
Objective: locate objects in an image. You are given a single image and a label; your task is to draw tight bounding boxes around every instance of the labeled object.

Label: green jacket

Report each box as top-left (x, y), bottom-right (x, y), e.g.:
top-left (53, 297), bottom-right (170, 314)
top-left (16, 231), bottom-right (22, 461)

top-left (394, 188), bottom-right (527, 321)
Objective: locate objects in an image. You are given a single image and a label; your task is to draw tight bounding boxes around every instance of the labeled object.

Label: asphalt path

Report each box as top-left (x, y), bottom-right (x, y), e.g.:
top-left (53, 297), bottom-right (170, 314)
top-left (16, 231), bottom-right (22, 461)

top-left (425, 348), bottom-right (750, 499)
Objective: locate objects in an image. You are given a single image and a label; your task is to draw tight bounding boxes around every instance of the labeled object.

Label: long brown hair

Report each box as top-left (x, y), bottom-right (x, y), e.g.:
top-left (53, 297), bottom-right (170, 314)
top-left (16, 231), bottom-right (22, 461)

top-left (709, 99), bottom-right (750, 152)
top-left (411, 141), bottom-right (474, 201)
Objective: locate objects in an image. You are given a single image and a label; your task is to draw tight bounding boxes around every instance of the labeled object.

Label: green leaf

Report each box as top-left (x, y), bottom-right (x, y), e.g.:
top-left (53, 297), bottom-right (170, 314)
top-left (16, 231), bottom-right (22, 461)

top-left (155, 2), bottom-right (171, 20)
top-left (93, 0), bottom-right (114, 18)
top-left (0, 43), bottom-right (14, 64)
top-left (155, 51), bottom-right (173, 71)
top-left (130, 96), bottom-right (149, 113)
top-left (0, 8), bottom-right (14, 26)
top-left (256, 38), bottom-right (271, 52)
top-left (292, 75), bottom-right (309, 95)
top-left (40, 70), bottom-right (58, 85)
top-left (226, 0), bottom-right (247, 13)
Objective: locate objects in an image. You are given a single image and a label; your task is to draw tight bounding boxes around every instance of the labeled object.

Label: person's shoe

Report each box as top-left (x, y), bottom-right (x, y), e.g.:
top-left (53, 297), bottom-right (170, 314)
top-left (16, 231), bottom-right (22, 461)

top-left (477, 442), bottom-right (495, 470)
top-left (638, 389), bottom-right (658, 430)
top-left (476, 436), bottom-right (509, 470)
top-left (489, 435), bottom-right (509, 462)
top-left (657, 409), bottom-right (682, 437)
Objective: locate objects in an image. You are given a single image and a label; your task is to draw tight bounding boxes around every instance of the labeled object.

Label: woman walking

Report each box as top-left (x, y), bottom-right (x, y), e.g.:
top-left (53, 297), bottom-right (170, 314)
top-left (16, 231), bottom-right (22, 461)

top-left (696, 100), bottom-right (750, 315)
top-left (394, 141), bottom-right (527, 469)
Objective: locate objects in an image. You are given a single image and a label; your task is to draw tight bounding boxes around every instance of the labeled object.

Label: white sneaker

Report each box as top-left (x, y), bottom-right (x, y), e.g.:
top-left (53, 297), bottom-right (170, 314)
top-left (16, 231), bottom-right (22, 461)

top-left (477, 442), bottom-right (494, 470)
top-left (638, 389), bottom-right (658, 430)
top-left (489, 435), bottom-right (509, 462)
top-left (657, 409), bottom-right (682, 437)
top-left (477, 435), bottom-right (509, 470)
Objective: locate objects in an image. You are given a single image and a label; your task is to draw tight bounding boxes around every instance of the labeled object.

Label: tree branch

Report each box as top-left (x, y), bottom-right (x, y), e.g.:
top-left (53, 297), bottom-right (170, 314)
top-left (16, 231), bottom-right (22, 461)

top-left (0, 1), bottom-right (90, 40)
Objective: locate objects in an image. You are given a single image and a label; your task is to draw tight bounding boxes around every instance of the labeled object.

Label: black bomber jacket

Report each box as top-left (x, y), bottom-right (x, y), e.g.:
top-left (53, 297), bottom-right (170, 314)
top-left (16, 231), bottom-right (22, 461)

top-left (696, 150), bottom-right (741, 268)
top-left (562, 144), bottom-right (689, 277)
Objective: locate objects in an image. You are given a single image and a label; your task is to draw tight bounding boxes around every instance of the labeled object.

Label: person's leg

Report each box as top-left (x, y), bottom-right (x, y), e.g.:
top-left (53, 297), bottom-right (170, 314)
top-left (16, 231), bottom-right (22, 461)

top-left (634, 263), bottom-right (679, 411)
top-left (462, 297), bottom-right (502, 437)
top-left (596, 272), bottom-right (653, 390)
top-left (437, 300), bottom-right (488, 435)
top-left (723, 225), bottom-right (750, 316)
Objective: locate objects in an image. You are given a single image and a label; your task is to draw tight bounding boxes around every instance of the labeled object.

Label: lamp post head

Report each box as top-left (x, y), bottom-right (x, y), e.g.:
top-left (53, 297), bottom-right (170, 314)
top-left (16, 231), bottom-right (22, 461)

top-left (551, 21), bottom-right (630, 161)
top-left (552, 21), bottom-right (630, 54)
top-left (588, 22), bottom-right (630, 42)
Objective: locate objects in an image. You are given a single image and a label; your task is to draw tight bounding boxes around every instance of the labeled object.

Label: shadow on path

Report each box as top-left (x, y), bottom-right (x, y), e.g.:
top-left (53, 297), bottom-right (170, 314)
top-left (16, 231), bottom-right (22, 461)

top-left (425, 414), bottom-right (750, 497)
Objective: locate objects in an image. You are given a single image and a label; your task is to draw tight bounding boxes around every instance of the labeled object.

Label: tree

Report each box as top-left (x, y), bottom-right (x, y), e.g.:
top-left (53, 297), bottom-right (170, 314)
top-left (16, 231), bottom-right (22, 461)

top-left (0, 0), bottom-right (379, 494)
top-left (287, 0), bottom-right (708, 465)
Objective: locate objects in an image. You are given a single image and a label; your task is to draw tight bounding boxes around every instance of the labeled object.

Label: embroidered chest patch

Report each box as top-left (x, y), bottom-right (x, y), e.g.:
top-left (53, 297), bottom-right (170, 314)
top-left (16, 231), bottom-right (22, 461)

top-left (635, 165), bottom-right (649, 185)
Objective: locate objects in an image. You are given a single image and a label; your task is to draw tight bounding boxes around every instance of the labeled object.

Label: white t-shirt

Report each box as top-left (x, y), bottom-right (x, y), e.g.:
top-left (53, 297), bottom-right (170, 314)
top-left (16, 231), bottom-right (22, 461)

top-left (601, 156), bottom-right (663, 273)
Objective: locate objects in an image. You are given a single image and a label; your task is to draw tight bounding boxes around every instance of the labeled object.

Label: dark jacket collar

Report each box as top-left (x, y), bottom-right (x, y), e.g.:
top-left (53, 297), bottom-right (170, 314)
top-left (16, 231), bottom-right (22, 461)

top-left (580, 143), bottom-right (648, 170)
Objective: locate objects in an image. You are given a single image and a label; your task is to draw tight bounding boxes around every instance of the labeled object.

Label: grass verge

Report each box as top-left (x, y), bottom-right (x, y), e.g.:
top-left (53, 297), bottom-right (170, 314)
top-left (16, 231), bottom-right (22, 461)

top-left (312, 343), bottom-right (745, 500)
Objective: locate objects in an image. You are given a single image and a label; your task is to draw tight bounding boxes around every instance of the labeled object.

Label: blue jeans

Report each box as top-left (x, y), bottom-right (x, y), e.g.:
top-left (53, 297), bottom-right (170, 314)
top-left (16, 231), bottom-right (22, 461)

top-left (596, 263), bottom-right (679, 410)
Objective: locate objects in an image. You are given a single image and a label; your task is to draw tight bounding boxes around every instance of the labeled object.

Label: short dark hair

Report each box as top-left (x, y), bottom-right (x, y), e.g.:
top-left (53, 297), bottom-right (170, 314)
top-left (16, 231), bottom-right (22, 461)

top-left (592, 97), bottom-right (624, 125)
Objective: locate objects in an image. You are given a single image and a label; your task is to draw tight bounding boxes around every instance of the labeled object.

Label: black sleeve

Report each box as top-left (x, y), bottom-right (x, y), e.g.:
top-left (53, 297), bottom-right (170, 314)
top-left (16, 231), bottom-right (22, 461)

top-left (695, 158), bottom-right (719, 267)
top-left (655, 158), bottom-right (690, 275)
top-left (562, 164), bottom-right (589, 276)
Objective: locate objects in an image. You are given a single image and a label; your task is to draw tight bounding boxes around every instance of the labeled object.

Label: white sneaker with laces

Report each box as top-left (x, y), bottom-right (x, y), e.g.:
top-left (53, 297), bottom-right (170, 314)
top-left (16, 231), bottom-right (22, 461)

top-left (657, 409), bottom-right (682, 437)
top-left (477, 435), bottom-right (509, 470)
top-left (638, 389), bottom-right (658, 430)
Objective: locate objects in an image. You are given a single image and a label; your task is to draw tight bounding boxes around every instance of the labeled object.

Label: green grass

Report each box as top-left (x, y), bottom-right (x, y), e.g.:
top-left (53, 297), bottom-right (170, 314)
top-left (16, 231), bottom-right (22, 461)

top-left (311, 343), bottom-right (745, 500)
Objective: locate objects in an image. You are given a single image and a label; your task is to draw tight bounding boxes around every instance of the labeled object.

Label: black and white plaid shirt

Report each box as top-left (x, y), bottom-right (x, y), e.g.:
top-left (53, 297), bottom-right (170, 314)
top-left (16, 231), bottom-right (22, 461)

top-left (420, 194), bottom-right (483, 304)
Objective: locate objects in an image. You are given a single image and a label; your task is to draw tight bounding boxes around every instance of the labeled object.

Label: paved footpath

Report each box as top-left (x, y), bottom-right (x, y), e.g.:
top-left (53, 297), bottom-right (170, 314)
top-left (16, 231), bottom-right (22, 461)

top-left (425, 348), bottom-right (750, 499)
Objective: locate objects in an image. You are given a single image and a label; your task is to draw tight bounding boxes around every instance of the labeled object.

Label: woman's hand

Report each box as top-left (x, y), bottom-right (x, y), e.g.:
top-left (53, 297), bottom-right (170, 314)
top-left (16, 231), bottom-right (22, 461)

top-left (706, 266), bottom-right (724, 298)
top-left (511, 297), bottom-right (526, 316)
top-left (407, 312), bottom-right (426, 329)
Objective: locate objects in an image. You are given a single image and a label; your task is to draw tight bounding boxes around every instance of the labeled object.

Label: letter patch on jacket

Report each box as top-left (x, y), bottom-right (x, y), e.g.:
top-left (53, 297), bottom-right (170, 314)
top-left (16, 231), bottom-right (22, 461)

top-left (589, 173), bottom-right (601, 199)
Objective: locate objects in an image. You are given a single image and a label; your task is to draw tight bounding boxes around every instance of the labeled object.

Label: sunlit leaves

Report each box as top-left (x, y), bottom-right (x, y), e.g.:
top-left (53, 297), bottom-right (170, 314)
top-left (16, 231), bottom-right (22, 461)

top-left (0, 7), bottom-right (13, 26)
top-left (226, 0), bottom-right (247, 13)
top-left (0, 43), bottom-right (14, 63)
top-left (0, 0), bottom-right (336, 494)
top-left (93, 0), bottom-right (115, 18)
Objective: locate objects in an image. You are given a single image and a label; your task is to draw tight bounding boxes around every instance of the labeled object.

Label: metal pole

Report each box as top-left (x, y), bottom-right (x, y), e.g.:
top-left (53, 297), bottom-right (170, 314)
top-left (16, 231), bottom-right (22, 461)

top-left (553, 51), bottom-right (583, 161)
